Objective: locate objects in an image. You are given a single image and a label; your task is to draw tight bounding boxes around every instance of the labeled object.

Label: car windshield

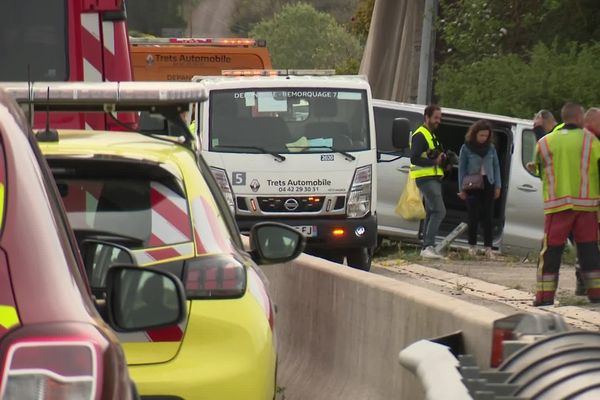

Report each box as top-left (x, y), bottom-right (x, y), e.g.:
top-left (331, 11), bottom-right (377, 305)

top-left (49, 159), bottom-right (192, 249)
top-left (209, 88), bottom-right (369, 154)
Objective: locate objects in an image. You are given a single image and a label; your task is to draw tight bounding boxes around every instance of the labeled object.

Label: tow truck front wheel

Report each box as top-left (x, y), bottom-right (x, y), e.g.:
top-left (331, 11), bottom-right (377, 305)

top-left (346, 247), bottom-right (372, 271)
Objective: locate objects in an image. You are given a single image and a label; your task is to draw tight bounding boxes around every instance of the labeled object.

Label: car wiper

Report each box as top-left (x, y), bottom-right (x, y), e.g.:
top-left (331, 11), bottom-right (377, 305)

top-left (214, 145), bottom-right (286, 162)
top-left (287, 146), bottom-right (356, 161)
top-left (73, 229), bottom-right (144, 248)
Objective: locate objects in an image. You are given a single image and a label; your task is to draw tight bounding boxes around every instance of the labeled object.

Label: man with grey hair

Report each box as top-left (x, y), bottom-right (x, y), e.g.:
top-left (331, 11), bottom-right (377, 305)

top-left (533, 109), bottom-right (563, 140)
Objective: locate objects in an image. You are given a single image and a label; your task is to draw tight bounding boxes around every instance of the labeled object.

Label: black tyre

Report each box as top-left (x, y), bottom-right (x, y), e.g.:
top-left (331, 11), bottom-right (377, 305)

top-left (346, 247), bottom-right (372, 271)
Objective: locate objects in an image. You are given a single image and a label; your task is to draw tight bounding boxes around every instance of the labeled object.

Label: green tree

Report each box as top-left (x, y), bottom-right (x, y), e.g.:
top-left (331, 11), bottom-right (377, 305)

top-left (230, 0), bottom-right (359, 36)
top-left (249, 3), bottom-right (362, 72)
top-left (434, 0), bottom-right (600, 118)
top-left (436, 41), bottom-right (600, 118)
top-left (349, 0), bottom-right (375, 41)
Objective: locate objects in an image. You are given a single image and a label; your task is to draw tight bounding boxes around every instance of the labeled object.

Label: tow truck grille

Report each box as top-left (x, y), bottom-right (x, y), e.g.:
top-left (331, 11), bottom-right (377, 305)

top-left (258, 196), bottom-right (325, 212)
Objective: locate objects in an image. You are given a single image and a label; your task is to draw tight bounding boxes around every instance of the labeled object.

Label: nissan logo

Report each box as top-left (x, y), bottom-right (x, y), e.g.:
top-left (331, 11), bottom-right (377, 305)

top-left (284, 198), bottom-right (299, 211)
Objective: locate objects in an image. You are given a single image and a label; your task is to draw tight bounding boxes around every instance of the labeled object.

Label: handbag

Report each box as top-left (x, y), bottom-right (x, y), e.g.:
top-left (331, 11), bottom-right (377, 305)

top-left (395, 174), bottom-right (426, 220)
top-left (462, 173), bottom-right (484, 191)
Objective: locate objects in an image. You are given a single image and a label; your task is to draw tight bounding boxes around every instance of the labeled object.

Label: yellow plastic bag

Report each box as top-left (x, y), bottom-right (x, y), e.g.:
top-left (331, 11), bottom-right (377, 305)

top-left (395, 175), bottom-right (425, 220)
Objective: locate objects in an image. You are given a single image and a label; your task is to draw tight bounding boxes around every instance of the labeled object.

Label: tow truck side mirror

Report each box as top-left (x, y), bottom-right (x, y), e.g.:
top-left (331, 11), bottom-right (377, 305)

top-left (392, 118), bottom-right (411, 149)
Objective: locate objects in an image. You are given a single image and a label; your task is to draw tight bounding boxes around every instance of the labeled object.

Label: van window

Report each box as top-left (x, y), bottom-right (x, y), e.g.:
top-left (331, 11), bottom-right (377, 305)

top-left (522, 128), bottom-right (537, 174)
top-left (374, 106), bottom-right (421, 153)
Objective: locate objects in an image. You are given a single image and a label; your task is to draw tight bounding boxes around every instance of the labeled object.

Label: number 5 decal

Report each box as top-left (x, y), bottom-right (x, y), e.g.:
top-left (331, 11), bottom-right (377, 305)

top-left (232, 172), bottom-right (246, 186)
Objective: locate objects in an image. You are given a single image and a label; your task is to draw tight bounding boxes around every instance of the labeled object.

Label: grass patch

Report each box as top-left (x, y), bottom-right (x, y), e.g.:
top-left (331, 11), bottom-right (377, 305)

top-left (374, 239), bottom-right (421, 262)
top-left (556, 294), bottom-right (588, 307)
top-left (562, 243), bottom-right (577, 265)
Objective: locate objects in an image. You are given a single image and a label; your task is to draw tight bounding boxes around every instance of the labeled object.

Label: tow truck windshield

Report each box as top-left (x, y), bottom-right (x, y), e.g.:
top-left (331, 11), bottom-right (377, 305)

top-left (0, 0), bottom-right (68, 80)
top-left (209, 88), bottom-right (369, 154)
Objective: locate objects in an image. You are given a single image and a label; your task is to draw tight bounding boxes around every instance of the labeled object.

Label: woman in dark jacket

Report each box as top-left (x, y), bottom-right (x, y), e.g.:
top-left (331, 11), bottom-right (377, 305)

top-left (458, 120), bottom-right (501, 259)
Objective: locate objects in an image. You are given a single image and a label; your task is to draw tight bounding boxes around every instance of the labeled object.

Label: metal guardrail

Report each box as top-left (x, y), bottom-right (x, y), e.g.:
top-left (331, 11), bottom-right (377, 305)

top-left (401, 313), bottom-right (600, 400)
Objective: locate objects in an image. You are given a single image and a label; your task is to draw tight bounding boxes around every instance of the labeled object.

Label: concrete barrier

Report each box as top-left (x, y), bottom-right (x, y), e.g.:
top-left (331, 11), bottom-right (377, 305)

top-left (262, 254), bottom-right (509, 400)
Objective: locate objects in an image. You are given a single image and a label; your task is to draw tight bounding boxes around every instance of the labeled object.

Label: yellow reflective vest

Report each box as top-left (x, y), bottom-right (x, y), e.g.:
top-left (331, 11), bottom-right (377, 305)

top-left (534, 127), bottom-right (600, 214)
top-left (409, 125), bottom-right (445, 179)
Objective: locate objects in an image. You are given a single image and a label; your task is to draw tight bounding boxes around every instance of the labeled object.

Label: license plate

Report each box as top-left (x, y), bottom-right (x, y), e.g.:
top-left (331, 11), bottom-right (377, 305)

top-left (292, 225), bottom-right (317, 237)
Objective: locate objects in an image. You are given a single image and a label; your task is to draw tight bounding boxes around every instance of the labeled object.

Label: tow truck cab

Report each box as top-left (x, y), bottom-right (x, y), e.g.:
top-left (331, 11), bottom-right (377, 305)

top-left (192, 70), bottom-right (381, 270)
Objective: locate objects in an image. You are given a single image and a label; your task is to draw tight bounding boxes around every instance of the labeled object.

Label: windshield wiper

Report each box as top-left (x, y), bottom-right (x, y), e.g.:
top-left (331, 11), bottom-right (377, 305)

top-left (287, 146), bottom-right (356, 161)
top-left (73, 229), bottom-right (145, 248)
top-left (214, 145), bottom-right (286, 162)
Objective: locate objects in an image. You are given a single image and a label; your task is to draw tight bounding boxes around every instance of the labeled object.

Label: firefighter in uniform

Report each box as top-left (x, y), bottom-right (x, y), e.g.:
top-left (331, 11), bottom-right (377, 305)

top-left (527, 102), bottom-right (600, 306)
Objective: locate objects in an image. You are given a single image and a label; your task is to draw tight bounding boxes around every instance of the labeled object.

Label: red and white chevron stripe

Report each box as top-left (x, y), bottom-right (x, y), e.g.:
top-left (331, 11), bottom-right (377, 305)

top-left (191, 197), bottom-right (234, 255)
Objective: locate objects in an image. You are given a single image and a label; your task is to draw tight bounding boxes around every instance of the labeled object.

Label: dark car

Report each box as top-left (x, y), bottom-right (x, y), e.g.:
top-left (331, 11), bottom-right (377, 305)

top-left (0, 89), bottom-right (185, 399)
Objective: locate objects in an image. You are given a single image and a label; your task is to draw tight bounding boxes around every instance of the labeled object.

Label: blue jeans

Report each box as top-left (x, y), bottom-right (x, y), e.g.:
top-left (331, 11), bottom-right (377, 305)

top-left (416, 178), bottom-right (446, 248)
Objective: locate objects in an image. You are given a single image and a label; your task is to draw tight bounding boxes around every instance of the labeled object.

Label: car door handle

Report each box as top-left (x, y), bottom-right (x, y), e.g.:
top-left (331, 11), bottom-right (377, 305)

top-left (396, 166), bottom-right (411, 173)
top-left (517, 184), bottom-right (537, 192)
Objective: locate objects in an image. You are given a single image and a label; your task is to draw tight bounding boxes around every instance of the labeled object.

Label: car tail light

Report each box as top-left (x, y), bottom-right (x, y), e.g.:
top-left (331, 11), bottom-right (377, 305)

top-left (490, 313), bottom-right (568, 368)
top-left (490, 326), bottom-right (514, 368)
top-left (184, 255), bottom-right (246, 299)
top-left (1, 339), bottom-right (99, 400)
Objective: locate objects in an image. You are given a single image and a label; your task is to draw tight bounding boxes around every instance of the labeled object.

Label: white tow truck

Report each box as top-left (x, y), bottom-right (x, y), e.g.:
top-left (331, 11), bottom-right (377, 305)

top-left (189, 70), bottom-right (385, 270)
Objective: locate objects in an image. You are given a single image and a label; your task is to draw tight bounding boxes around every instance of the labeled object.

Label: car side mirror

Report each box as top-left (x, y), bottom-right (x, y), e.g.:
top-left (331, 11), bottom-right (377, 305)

top-left (105, 266), bottom-right (186, 332)
top-left (249, 222), bottom-right (306, 265)
top-left (392, 118), bottom-right (411, 149)
top-left (80, 240), bottom-right (136, 296)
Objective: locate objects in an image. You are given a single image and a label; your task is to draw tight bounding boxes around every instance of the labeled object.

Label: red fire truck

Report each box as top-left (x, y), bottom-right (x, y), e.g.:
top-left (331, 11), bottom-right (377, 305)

top-left (0, 0), bottom-right (135, 129)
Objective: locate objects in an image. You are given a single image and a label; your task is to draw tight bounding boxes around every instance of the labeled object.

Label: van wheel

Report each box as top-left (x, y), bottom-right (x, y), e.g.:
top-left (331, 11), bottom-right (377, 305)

top-left (346, 247), bottom-right (372, 271)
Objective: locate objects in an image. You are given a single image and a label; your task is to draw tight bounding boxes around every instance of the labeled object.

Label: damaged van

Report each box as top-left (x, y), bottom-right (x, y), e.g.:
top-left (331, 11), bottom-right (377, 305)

top-left (374, 100), bottom-right (543, 256)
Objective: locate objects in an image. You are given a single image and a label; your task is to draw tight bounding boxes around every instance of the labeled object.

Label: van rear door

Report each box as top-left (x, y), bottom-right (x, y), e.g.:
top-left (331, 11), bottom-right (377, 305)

top-left (502, 125), bottom-right (544, 254)
top-left (374, 104), bottom-right (422, 239)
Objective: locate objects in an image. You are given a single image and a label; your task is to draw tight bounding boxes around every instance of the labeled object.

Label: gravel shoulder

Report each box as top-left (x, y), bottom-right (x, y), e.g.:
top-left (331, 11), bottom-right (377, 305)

top-left (371, 243), bottom-right (600, 330)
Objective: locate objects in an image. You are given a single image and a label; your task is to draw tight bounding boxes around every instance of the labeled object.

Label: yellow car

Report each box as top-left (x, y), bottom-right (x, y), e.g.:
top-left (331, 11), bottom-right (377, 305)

top-left (39, 129), bottom-right (304, 399)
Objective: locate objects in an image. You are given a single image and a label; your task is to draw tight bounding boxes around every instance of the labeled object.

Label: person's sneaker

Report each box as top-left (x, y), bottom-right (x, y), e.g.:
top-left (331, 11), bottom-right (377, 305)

top-left (420, 246), bottom-right (443, 260)
top-left (485, 247), bottom-right (495, 260)
top-left (468, 246), bottom-right (477, 256)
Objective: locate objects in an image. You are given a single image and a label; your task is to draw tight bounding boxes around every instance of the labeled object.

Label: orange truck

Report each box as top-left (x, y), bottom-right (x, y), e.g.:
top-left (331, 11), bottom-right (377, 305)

top-left (130, 37), bottom-right (272, 81)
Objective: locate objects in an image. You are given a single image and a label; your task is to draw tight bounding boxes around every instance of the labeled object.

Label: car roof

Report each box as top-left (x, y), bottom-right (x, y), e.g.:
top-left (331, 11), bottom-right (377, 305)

top-left (372, 99), bottom-right (533, 126)
top-left (38, 130), bottom-right (195, 170)
top-left (199, 75), bottom-right (371, 91)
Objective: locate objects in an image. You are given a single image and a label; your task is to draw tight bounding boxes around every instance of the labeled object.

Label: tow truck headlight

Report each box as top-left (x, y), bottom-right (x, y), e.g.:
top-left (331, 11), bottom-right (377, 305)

top-left (210, 167), bottom-right (235, 213)
top-left (347, 165), bottom-right (371, 219)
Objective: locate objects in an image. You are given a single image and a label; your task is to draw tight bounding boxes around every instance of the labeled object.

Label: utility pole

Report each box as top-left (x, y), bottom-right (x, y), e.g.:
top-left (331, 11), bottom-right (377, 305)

top-left (417, 0), bottom-right (437, 105)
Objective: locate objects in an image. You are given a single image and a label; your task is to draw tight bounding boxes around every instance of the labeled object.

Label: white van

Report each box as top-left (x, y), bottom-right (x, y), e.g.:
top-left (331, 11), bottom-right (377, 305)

top-left (191, 72), bottom-right (384, 270)
top-left (374, 99), bottom-right (544, 256)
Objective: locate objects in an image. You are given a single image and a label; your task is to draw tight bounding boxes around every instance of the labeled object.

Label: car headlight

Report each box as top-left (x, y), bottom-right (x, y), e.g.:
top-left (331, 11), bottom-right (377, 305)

top-left (210, 167), bottom-right (235, 213)
top-left (347, 165), bottom-right (371, 218)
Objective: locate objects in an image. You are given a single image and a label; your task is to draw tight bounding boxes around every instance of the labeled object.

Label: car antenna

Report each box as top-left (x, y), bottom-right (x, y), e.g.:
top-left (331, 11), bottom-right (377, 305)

top-left (26, 65), bottom-right (33, 126)
top-left (35, 86), bottom-right (59, 142)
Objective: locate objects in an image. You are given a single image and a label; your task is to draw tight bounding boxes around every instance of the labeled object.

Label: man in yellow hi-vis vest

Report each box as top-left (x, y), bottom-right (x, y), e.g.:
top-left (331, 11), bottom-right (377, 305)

top-left (528, 102), bottom-right (600, 306)
top-left (410, 104), bottom-right (447, 259)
